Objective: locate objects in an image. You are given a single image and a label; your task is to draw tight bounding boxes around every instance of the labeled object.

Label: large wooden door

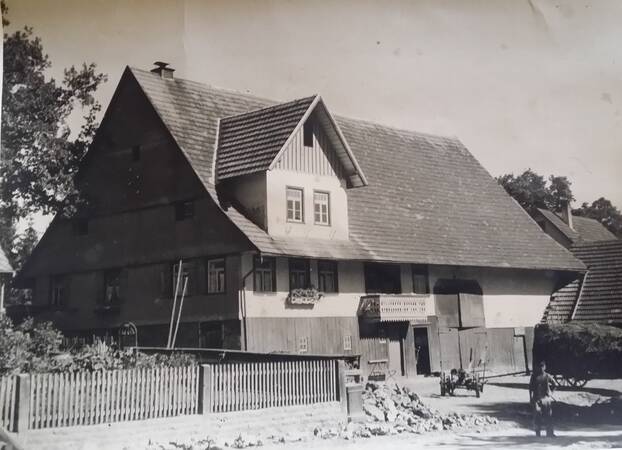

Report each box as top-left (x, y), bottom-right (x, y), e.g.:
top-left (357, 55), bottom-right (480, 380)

top-left (388, 338), bottom-right (403, 376)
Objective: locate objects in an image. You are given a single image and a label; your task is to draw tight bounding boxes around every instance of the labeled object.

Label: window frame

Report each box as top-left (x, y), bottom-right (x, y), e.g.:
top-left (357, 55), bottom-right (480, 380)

top-left (103, 269), bottom-right (123, 305)
top-left (172, 261), bottom-right (192, 296)
top-left (298, 336), bottom-right (309, 353)
top-left (286, 187), bottom-right (304, 223)
top-left (50, 275), bottom-right (68, 308)
top-left (313, 190), bottom-right (331, 226)
top-left (317, 260), bottom-right (338, 293)
top-left (289, 258), bottom-right (310, 291)
top-left (411, 264), bottom-right (430, 294)
top-left (253, 256), bottom-right (276, 293)
top-left (206, 258), bottom-right (226, 294)
top-left (175, 200), bottom-right (195, 221)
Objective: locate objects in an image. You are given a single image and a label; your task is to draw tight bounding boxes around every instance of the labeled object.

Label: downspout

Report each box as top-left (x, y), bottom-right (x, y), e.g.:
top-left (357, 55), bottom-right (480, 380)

top-left (239, 254), bottom-right (257, 351)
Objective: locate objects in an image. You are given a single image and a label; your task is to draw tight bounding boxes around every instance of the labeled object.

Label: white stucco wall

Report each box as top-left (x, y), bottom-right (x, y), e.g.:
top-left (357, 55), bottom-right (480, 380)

top-left (265, 169), bottom-right (349, 239)
top-left (428, 265), bottom-right (557, 328)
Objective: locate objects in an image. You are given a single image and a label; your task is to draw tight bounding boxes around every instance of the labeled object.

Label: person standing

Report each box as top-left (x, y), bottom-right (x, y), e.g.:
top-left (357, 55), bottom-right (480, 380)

top-left (529, 361), bottom-right (556, 437)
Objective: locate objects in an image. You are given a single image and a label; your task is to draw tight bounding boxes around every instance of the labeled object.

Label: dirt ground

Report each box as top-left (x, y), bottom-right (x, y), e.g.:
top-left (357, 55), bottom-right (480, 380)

top-left (261, 375), bottom-right (622, 450)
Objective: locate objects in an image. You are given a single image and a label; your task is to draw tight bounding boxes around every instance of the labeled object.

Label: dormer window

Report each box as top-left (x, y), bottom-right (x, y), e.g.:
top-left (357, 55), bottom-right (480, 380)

top-left (286, 187), bottom-right (303, 223)
top-left (303, 120), bottom-right (313, 148)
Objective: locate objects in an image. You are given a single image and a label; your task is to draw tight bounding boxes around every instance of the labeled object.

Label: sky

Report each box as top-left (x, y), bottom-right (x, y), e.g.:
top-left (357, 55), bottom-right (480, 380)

top-left (4, 0), bottom-right (622, 234)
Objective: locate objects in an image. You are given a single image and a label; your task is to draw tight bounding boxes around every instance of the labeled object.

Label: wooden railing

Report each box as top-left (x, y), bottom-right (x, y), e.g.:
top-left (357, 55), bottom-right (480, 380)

top-left (28, 367), bottom-right (199, 429)
top-left (0, 376), bottom-right (16, 431)
top-left (208, 360), bottom-right (337, 413)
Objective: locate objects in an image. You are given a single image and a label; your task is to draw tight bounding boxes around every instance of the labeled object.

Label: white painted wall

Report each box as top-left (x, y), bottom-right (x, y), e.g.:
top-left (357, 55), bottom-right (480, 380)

top-left (265, 169), bottom-right (349, 239)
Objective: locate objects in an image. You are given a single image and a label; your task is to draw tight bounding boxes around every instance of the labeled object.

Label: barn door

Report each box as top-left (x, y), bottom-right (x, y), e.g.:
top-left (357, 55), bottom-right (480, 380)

top-left (512, 335), bottom-right (527, 372)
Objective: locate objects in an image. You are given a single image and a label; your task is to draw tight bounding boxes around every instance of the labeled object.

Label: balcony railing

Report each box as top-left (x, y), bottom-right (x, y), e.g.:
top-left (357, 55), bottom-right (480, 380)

top-left (358, 294), bottom-right (430, 323)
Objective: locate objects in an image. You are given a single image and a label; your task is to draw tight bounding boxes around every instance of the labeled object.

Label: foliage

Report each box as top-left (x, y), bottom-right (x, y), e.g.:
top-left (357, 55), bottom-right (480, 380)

top-left (0, 316), bottom-right (196, 375)
top-left (533, 323), bottom-right (622, 380)
top-left (496, 169), bottom-right (574, 214)
top-left (573, 197), bottom-right (622, 238)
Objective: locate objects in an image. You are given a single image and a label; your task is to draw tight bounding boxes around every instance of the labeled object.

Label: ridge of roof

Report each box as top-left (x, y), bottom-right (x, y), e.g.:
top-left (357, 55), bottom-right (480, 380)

top-left (220, 95), bottom-right (318, 122)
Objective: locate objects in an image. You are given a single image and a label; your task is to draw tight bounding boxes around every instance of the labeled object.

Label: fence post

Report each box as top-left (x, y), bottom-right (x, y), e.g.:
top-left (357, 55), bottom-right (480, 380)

top-left (14, 374), bottom-right (31, 432)
top-left (336, 360), bottom-right (347, 414)
top-left (199, 364), bottom-right (213, 415)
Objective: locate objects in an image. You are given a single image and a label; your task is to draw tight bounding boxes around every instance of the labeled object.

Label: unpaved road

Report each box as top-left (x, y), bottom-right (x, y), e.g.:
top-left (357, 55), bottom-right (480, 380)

top-left (262, 375), bottom-right (622, 450)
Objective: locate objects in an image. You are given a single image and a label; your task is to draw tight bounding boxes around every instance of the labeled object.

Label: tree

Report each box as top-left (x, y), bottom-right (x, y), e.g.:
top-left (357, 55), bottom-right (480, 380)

top-left (0, 1), bottom-right (106, 269)
top-left (496, 169), bottom-right (574, 214)
top-left (573, 197), bottom-right (622, 238)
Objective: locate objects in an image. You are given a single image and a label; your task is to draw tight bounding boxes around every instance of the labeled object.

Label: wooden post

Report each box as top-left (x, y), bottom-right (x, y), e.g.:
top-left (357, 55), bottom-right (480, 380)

top-left (199, 365), bottom-right (213, 415)
top-left (336, 360), bottom-right (347, 415)
top-left (14, 374), bottom-right (31, 432)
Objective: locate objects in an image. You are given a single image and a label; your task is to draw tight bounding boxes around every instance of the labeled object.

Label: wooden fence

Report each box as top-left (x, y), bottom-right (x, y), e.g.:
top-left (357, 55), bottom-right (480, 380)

top-left (0, 376), bottom-right (16, 431)
top-left (208, 360), bottom-right (337, 413)
top-left (28, 367), bottom-right (199, 429)
top-left (0, 359), bottom-right (345, 433)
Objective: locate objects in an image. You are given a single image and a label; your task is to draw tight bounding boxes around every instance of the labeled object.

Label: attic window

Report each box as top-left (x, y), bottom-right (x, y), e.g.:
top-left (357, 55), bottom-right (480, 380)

top-left (132, 145), bottom-right (141, 162)
top-left (303, 120), bottom-right (313, 147)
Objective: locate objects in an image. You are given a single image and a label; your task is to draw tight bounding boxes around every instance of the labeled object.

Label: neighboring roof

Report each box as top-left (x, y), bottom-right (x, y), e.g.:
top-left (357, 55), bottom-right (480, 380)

top-left (570, 240), bottom-right (622, 324)
top-left (542, 278), bottom-right (581, 324)
top-left (0, 247), bottom-right (12, 273)
top-left (572, 216), bottom-right (617, 242)
top-left (536, 208), bottom-right (580, 243)
top-left (217, 96), bottom-right (316, 179)
top-left (129, 67), bottom-right (584, 271)
top-left (536, 208), bottom-right (617, 244)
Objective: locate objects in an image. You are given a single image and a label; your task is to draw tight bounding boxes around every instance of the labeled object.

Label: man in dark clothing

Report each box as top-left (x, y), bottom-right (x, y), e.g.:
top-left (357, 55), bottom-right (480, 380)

top-left (529, 361), bottom-right (556, 437)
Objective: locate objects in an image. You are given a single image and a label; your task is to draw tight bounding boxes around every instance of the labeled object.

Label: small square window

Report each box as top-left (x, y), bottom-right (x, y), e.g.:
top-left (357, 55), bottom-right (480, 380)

top-left (343, 335), bottom-right (352, 351)
top-left (72, 218), bottom-right (89, 236)
top-left (298, 336), bottom-right (308, 353)
top-left (207, 258), bottom-right (226, 294)
top-left (286, 188), bottom-right (303, 223)
top-left (132, 145), bottom-right (141, 162)
top-left (303, 120), bottom-right (313, 148)
top-left (175, 201), bottom-right (194, 221)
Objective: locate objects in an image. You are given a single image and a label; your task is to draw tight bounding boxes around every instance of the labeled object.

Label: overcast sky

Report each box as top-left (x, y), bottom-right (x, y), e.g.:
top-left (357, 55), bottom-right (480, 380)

top-left (5, 0), bottom-right (622, 233)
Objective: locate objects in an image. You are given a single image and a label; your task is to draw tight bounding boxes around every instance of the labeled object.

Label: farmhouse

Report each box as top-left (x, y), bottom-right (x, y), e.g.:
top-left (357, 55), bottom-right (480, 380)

top-left (16, 63), bottom-right (585, 376)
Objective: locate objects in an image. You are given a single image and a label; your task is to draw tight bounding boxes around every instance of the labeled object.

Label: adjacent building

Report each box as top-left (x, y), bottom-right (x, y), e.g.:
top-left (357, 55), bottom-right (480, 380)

top-left (16, 63), bottom-right (585, 376)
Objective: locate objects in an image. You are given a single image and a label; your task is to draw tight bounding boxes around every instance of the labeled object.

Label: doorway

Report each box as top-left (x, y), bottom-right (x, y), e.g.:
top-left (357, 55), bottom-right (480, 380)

top-left (414, 327), bottom-right (431, 375)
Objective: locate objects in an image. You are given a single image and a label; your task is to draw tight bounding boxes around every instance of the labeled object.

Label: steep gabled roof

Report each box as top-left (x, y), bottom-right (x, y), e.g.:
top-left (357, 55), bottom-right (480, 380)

top-left (537, 208), bottom-right (580, 242)
top-left (128, 67), bottom-right (584, 271)
top-left (571, 240), bottom-right (622, 323)
top-left (572, 216), bottom-right (617, 242)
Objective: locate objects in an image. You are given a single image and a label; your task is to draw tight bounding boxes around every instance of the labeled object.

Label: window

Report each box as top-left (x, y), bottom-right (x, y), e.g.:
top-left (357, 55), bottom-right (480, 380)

top-left (343, 335), bottom-right (352, 351)
top-left (364, 263), bottom-right (402, 294)
top-left (286, 187), bottom-right (303, 223)
top-left (298, 336), bottom-right (308, 353)
top-left (172, 261), bottom-right (192, 296)
top-left (303, 120), bottom-right (313, 147)
top-left (289, 258), bottom-right (310, 290)
top-left (207, 258), bottom-right (226, 294)
top-left (103, 269), bottom-right (122, 304)
top-left (318, 260), bottom-right (338, 293)
top-left (72, 218), bottom-right (88, 236)
top-left (313, 191), bottom-right (330, 225)
top-left (50, 275), bottom-right (68, 307)
top-left (412, 265), bottom-right (429, 294)
top-left (253, 256), bottom-right (276, 292)
top-left (175, 201), bottom-right (194, 221)
top-left (131, 145), bottom-right (141, 162)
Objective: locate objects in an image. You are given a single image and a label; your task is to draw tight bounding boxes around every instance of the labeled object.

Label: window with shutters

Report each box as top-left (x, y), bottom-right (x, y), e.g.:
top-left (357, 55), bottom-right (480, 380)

top-left (412, 264), bottom-right (430, 294)
top-left (317, 260), bottom-right (338, 293)
top-left (207, 258), bottom-right (226, 294)
top-left (286, 187), bottom-right (303, 223)
top-left (253, 256), bottom-right (276, 292)
top-left (103, 269), bottom-right (122, 304)
top-left (313, 191), bottom-right (330, 225)
top-left (289, 258), bottom-right (310, 290)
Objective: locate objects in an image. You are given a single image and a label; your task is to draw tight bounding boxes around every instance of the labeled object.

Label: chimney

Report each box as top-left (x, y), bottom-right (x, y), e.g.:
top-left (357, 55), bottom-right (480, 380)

top-left (561, 201), bottom-right (574, 230)
top-left (151, 61), bottom-right (175, 80)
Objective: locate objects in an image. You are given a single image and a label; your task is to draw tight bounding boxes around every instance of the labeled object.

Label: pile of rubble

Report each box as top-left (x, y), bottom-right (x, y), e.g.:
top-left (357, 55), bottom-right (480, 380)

top-left (314, 381), bottom-right (498, 440)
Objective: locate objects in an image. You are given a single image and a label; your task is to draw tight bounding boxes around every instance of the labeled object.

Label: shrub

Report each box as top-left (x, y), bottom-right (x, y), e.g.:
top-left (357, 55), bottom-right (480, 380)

top-left (533, 323), bottom-right (622, 379)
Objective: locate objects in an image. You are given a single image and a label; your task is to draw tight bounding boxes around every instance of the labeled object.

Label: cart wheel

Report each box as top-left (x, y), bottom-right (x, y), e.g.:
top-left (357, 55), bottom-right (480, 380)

top-left (475, 384), bottom-right (480, 398)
